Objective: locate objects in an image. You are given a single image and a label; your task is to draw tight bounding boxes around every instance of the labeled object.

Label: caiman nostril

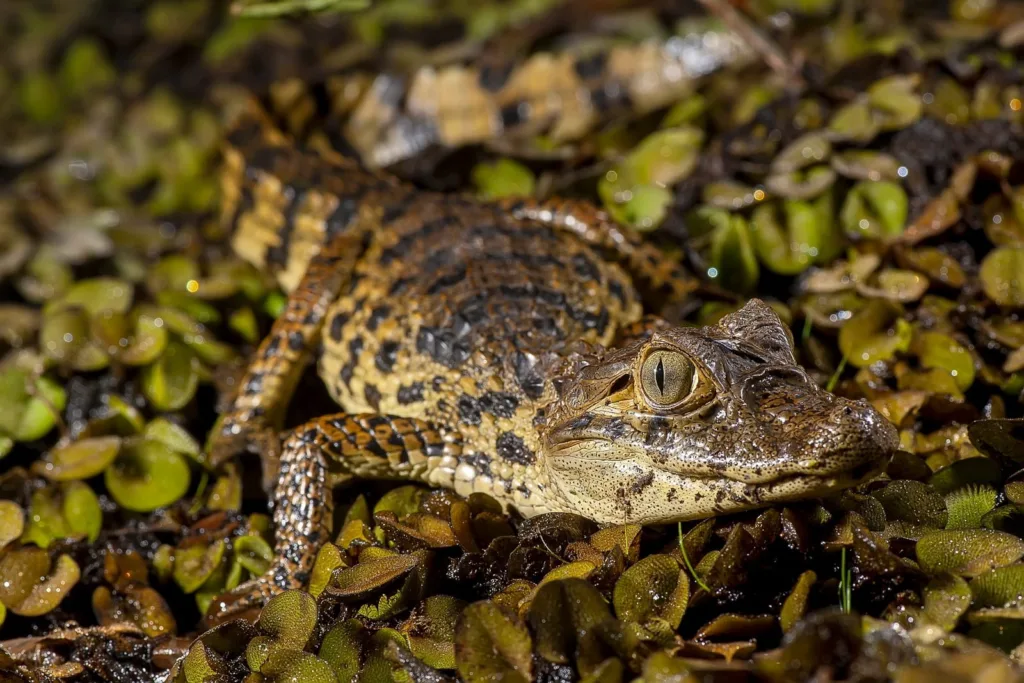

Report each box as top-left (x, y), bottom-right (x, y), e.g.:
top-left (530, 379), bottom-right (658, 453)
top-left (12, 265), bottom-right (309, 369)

top-left (830, 402), bottom-right (861, 424)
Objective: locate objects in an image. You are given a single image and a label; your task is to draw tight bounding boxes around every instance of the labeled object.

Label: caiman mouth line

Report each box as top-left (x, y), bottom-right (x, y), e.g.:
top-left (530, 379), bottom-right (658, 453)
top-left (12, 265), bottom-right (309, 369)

top-left (548, 447), bottom-right (888, 487)
top-left (751, 460), bottom-right (885, 491)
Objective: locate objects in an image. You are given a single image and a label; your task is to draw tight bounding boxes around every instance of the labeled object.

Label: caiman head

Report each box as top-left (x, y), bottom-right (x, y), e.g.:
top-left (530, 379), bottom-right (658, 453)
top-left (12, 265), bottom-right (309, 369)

top-left (541, 299), bottom-right (898, 525)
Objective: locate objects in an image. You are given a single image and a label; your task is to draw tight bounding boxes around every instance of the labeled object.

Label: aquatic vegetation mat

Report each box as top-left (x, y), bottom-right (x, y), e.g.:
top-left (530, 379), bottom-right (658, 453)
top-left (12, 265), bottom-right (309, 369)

top-left (1, 0), bottom-right (1024, 681)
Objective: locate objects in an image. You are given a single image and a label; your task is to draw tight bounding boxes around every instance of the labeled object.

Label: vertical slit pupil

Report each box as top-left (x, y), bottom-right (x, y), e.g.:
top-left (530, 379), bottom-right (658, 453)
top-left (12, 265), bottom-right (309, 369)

top-left (655, 357), bottom-right (665, 394)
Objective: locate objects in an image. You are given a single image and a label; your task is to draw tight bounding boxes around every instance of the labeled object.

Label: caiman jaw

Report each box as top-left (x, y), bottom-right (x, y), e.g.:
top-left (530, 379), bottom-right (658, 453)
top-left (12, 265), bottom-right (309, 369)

top-left (539, 301), bottom-right (899, 525)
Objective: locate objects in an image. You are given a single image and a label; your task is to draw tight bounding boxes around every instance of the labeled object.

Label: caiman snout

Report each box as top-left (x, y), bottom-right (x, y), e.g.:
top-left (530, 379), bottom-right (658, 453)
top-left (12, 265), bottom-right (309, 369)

top-left (737, 367), bottom-right (898, 480)
top-left (777, 397), bottom-right (898, 479)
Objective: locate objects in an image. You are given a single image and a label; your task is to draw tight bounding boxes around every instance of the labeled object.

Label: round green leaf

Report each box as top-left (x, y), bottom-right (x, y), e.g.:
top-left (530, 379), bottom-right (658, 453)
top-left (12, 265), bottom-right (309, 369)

top-left (51, 277), bottom-right (133, 316)
top-left (472, 159), bottom-right (536, 200)
top-left (0, 500), bottom-right (25, 549)
top-left (62, 481), bottom-right (102, 542)
top-left (174, 540), bottom-right (226, 594)
top-left (707, 212), bottom-right (759, 293)
top-left (12, 376), bottom-right (67, 442)
top-left (916, 332), bottom-right (975, 392)
top-left (922, 573), bottom-right (971, 630)
top-left (841, 181), bottom-right (908, 240)
top-left (980, 247), bottom-right (1024, 307)
top-left (105, 438), bottom-right (191, 511)
top-left (319, 619), bottom-right (367, 683)
top-left (143, 418), bottom-right (201, 458)
top-left (971, 564), bottom-right (1024, 608)
top-left (119, 313), bottom-right (169, 366)
top-left (308, 543), bottom-right (347, 599)
top-left (612, 554), bottom-right (689, 630)
top-left (261, 649), bottom-right (336, 683)
top-left (258, 589), bottom-right (318, 649)
top-left (871, 480), bottom-right (948, 528)
top-left (142, 341), bottom-right (199, 411)
top-left (456, 601), bottom-right (532, 683)
top-left (917, 529), bottom-right (1024, 577)
top-left (234, 534), bottom-right (273, 576)
top-left (838, 300), bottom-right (912, 368)
top-left (39, 436), bottom-right (122, 481)
top-left (528, 578), bottom-right (612, 665)
top-left (750, 200), bottom-right (827, 275)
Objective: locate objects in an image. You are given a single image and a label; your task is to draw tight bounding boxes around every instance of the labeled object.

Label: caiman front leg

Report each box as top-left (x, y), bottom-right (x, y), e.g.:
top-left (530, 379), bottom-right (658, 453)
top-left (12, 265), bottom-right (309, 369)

top-left (204, 413), bottom-right (463, 626)
top-left (207, 228), bottom-right (367, 492)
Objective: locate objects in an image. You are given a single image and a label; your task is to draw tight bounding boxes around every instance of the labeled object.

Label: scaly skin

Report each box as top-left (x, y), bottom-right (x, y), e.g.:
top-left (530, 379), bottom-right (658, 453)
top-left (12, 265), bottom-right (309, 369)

top-left (203, 52), bottom-right (897, 621)
top-left (262, 15), bottom-right (753, 168)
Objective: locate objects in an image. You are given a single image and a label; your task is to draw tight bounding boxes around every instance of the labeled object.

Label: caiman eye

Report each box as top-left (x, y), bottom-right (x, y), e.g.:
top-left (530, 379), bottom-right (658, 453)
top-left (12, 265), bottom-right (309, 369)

top-left (639, 350), bottom-right (696, 408)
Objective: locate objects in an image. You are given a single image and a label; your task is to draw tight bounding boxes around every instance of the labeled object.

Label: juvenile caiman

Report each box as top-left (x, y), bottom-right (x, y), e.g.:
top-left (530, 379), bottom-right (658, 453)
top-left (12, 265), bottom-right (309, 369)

top-left (203, 40), bottom-right (899, 623)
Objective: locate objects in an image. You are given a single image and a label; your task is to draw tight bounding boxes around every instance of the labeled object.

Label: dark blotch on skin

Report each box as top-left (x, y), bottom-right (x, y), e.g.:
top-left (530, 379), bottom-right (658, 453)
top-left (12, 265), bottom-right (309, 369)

top-left (287, 330), bottom-right (305, 351)
top-left (608, 279), bottom-right (626, 303)
top-left (457, 395), bottom-right (482, 425)
top-left (364, 437), bottom-right (388, 458)
top-left (590, 83), bottom-right (632, 113)
top-left (630, 470), bottom-right (655, 495)
top-left (381, 193), bottom-right (413, 224)
top-left (417, 326), bottom-right (471, 368)
top-left (572, 253), bottom-right (601, 281)
top-left (574, 51), bottom-right (607, 79)
top-left (367, 305), bottom-right (391, 332)
top-left (264, 335), bottom-right (282, 358)
top-left (605, 418), bottom-right (627, 440)
top-left (375, 340), bottom-right (400, 373)
top-left (380, 216), bottom-right (456, 266)
top-left (571, 305), bottom-right (609, 334)
top-left (478, 62), bottom-right (513, 92)
top-left (500, 102), bottom-right (528, 128)
top-left (426, 264), bottom-right (468, 294)
top-left (514, 351), bottom-right (545, 399)
top-left (397, 382), bottom-right (425, 405)
top-left (480, 392), bottom-right (519, 419)
top-left (568, 413), bottom-right (593, 430)
top-left (326, 197), bottom-right (359, 237)
top-left (461, 453), bottom-right (494, 479)
top-left (496, 431), bottom-right (535, 465)
top-left (388, 276), bottom-right (413, 296)
top-left (266, 190), bottom-right (301, 267)
top-left (348, 336), bottom-right (364, 361)
top-left (244, 374), bottom-right (264, 395)
top-left (387, 430), bottom-right (406, 448)
top-left (328, 313), bottom-right (349, 343)
top-left (364, 384), bottom-right (382, 412)
top-left (646, 416), bottom-right (670, 446)
top-left (366, 415), bottom-right (390, 430)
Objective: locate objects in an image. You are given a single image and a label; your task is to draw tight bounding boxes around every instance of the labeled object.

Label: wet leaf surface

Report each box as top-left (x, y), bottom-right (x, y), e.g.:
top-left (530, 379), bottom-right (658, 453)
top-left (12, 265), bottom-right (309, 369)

top-left (455, 601), bottom-right (532, 683)
top-left (917, 529), bottom-right (1024, 577)
top-left (105, 437), bottom-right (191, 511)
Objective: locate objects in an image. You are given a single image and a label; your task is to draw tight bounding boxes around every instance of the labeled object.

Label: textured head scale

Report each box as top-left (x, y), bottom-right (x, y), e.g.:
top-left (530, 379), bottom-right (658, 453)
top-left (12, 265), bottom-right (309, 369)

top-left (541, 299), bottom-right (898, 525)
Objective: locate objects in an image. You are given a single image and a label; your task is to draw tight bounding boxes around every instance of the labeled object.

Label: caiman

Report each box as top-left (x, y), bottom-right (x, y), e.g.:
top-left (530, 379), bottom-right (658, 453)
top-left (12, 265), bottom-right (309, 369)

top-left (203, 25), bottom-right (899, 623)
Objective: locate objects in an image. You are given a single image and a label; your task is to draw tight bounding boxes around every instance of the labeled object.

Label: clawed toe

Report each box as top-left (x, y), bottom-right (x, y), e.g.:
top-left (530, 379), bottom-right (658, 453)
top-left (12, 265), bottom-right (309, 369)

top-left (206, 417), bottom-right (282, 495)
